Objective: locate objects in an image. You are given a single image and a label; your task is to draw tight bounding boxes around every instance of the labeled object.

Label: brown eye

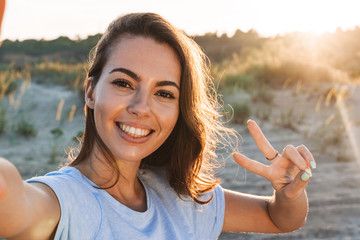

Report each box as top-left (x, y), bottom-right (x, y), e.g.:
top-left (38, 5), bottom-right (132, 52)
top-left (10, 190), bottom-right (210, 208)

top-left (156, 91), bottom-right (175, 99)
top-left (112, 79), bottom-right (133, 89)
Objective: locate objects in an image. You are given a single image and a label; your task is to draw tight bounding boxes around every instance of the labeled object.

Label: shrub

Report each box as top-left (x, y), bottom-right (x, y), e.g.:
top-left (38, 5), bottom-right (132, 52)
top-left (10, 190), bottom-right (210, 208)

top-left (0, 67), bottom-right (23, 99)
top-left (28, 61), bottom-right (86, 92)
top-left (255, 106), bottom-right (272, 122)
top-left (14, 118), bottom-right (37, 138)
top-left (222, 74), bottom-right (254, 93)
top-left (277, 108), bottom-right (305, 131)
top-left (228, 102), bottom-right (251, 124)
top-left (49, 127), bottom-right (64, 164)
top-left (251, 84), bottom-right (274, 104)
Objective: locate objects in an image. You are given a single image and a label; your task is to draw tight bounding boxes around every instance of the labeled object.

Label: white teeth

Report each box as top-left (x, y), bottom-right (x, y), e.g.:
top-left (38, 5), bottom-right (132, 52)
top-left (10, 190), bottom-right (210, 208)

top-left (129, 127), bottom-right (135, 135)
top-left (119, 123), bottom-right (151, 138)
top-left (135, 128), bottom-right (141, 136)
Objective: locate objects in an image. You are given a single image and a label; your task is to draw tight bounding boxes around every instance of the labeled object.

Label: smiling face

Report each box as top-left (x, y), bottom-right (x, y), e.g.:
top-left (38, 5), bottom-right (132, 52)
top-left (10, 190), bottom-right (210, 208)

top-left (85, 36), bottom-right (181, 164)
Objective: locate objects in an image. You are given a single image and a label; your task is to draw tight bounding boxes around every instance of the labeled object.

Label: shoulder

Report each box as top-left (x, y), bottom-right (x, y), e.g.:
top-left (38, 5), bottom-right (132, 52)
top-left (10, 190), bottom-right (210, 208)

top-left (139, 167), bottom-right (224, 207)
top-left (139, 168), bottom-right (225, 238)
top-left (139, 167), bottom-right (224, 204)
top-left (26, 167), bottom-right (102, 239)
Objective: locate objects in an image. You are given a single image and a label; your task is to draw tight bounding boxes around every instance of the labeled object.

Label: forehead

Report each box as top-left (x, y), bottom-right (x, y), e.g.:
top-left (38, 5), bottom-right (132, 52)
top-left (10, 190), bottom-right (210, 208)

top-left (103, 36), bottom-right (181, 81)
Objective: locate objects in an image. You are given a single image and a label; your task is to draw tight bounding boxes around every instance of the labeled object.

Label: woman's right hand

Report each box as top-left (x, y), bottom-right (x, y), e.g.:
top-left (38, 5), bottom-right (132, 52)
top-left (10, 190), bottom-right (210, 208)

top-left (0, 158), bottom-right (11, 199)
top-left (0, 157), bottom-right (60, 239)
top-left (0, 172), bottom-right (6, 199)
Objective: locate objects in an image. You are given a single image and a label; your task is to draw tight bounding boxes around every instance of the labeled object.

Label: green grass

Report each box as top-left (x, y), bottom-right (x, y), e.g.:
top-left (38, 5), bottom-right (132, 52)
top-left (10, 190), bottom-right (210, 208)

top-left (49, 127), bottom-right (64, 163)
top-left (28, 61), bottom-right (86, 92)
top-left (14, 118), bottom-right (37, 138)
top-left (0, 67), bottom-right (25, 99)
top-left (0, 101), bottom-right (7, 134)
top-left (224, 102), bottom-right (251, 125)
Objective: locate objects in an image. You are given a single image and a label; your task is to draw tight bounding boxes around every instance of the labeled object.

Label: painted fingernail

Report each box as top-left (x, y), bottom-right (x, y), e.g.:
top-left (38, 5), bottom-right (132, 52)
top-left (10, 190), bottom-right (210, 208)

top-left (305, 168), bottom-right (312, 177)
top-left (301, 172), bottom-right (311, 181)
top-left (310, 161), bottom-right (316, 169)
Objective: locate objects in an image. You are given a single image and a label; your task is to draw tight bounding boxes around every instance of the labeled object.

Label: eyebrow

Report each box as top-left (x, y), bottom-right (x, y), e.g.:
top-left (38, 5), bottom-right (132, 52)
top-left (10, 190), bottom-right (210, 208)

top-left (110, 67), bottom-right (180, 90)
top-left (110, 68), bottom-right (139, 81)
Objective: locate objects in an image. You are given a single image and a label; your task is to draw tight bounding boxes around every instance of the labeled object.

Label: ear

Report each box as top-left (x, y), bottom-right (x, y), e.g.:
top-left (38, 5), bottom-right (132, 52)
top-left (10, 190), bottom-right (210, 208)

top-left (85, 77), bottom-right (95, 109)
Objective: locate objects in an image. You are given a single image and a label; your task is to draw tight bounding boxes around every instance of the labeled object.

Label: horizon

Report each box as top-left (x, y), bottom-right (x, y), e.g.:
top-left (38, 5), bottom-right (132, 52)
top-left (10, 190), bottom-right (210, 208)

top-left (1, 0), bottom-right (359, 41)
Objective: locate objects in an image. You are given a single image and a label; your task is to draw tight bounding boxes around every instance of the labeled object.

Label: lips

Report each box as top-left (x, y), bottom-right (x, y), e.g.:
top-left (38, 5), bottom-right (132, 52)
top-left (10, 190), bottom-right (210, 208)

top-left (116, 122), bottom-right (153, 138)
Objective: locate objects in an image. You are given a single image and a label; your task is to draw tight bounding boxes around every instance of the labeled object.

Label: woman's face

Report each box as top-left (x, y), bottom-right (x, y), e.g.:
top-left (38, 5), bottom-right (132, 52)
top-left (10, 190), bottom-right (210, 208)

top-left (86, 36), bottom-right (181, 164)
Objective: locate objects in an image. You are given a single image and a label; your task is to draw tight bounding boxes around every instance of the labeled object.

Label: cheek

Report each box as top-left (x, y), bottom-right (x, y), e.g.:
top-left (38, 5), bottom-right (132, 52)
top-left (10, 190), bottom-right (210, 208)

top-left (160, 105), bottom-right (179, 134)
top-left (93, 95), bottom-right (118, 129)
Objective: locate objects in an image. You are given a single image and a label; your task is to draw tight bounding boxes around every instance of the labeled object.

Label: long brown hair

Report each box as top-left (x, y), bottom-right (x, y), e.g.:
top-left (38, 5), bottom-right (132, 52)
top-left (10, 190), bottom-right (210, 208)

top-left (69, 12), bottom-right (236, 204)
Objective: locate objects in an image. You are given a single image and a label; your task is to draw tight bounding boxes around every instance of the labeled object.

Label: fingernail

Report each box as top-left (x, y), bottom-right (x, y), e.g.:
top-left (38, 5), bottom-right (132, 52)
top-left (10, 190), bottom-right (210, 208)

top-left (232, 152), bottom-right (239, 158)
top-left (301, 172), bottom-right (311, 181)
top-left (310, 161), bottom-right (316, 169)
top-left (305, 168), bottom-right (312, 177)
top-left (247, 119), bottom-right (253, 124)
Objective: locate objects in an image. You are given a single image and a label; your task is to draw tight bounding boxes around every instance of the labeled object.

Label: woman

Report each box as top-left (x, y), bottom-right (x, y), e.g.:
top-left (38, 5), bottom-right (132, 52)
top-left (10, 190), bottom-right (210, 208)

top-left (0, 12), bottom-right (315, 239)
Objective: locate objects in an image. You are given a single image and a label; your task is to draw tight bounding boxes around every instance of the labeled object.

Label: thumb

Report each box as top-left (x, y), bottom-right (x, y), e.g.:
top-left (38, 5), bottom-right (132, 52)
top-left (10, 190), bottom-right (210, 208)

top-left (232, 152), bottom-right (269, 179)
top-left (282, 169), bottom-right (311, 199)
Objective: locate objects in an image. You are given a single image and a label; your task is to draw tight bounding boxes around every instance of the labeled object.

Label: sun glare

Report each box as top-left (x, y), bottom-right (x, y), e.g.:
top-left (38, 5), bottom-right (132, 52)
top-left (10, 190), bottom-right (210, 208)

top-left (3, 0), bottom-right (360, 40)
top-left (223, 0), bottom-right (360, 37)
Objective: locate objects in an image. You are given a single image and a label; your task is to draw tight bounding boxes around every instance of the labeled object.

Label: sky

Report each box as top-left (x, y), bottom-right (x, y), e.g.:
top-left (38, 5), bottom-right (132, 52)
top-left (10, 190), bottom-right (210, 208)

top-left (1, 0), bottom-right (360, 41)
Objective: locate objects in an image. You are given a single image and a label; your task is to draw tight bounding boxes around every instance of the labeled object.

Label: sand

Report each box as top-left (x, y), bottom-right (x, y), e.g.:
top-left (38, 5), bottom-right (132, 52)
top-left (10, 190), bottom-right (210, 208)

top-left (1, 80), bottom-right (360, 239)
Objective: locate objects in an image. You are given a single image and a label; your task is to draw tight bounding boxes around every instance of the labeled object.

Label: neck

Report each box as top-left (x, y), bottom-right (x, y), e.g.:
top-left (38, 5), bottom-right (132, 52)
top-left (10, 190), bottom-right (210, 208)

top-left (76, 147), bottom-right (147, 212)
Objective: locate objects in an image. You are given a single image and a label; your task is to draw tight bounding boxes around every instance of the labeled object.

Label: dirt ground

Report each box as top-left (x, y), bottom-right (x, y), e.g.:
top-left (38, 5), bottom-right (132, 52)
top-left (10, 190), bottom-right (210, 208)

top-left (1, 81), bottom-right (360, 239)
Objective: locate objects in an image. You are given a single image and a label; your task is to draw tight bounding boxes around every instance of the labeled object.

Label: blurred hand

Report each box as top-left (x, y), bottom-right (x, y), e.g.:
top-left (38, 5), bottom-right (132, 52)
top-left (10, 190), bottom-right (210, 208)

top-left (232, 120), bottom-right (316, 200)
top-left (0, 0), bottom-right (5, 45)
top-left (0, 170), bottom-right (7, 199)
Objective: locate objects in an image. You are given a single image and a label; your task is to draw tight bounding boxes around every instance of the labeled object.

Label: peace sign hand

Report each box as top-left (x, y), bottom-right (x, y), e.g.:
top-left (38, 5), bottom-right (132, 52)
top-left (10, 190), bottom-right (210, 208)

top-left (232, 120), bottom-right (316, 201)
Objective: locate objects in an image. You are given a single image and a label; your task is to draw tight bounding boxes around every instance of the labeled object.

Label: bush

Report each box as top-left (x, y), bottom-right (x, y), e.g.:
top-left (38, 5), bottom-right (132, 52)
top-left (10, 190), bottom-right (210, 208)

top-left (49, 127), bottom-right (64, 163)
top-left (222, 74), bottom-right (254, 93)
top-left (0, 67), bottom-right (23, 99)
top-left (251, 84), bottom-right (274, 104)
top-left (228, 102), bottom-right (251, 124)
top-left (14, 119), bottom-right (37, 138)
top-left (277, 108), bottom-right (305, 131)
top-left (255, 106), bottom-right (272, 122)
top-left (28, 61), bottom-right (86, 92)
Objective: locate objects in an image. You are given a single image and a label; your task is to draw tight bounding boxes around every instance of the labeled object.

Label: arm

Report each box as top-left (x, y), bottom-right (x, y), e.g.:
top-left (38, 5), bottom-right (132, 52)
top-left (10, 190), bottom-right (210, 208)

top-left (222, 120), bottom-right (314, 233)
top-left (0, 158), bottom-right (60, 240)
top-left (0, 0), bottom-right (5, 40)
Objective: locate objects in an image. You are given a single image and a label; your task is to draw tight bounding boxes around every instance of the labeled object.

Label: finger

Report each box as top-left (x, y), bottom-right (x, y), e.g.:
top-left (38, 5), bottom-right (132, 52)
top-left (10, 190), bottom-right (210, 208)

top-left (282, 145), bottom-right (309, 171)
top-left (232, 152), bottom-right (269, 179)
top-left (297, 144), bottom-right (316, 169)
top-left (247, 120), bottom-right (277, 160)
top-left (282, 170), bottom-right (311, 199)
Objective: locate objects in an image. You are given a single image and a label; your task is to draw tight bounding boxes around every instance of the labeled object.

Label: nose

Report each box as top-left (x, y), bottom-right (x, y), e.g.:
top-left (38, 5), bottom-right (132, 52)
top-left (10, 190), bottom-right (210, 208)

top-left (126, 88), bottom-right (151, 118)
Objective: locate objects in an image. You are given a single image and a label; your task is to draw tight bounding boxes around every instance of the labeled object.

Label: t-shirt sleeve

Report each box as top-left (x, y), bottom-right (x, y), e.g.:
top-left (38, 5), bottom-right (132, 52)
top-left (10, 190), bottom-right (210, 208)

top-left (212, 184), bottom-right (225, 238)
top-left (26, 171), bottom-right (102, 240)
top-left (193, 184), bottom-right (225, 239)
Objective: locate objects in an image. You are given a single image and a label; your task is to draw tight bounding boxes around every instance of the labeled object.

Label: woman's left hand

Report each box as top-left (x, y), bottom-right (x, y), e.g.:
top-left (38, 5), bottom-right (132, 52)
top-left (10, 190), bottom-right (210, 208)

top-left (232, 120), bottom-right (316, 200)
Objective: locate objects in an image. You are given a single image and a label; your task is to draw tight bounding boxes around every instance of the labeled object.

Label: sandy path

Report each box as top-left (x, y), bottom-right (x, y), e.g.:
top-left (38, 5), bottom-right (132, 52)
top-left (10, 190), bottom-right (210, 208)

top-left (1, 82), bottom-right (360, 239)
top-left (219, 124), bottom-right (360, 239)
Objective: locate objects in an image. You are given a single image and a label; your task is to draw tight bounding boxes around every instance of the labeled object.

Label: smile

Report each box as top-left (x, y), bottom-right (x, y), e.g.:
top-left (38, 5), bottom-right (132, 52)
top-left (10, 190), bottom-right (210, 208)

top-left (117, 123), bottom-right (152, 138)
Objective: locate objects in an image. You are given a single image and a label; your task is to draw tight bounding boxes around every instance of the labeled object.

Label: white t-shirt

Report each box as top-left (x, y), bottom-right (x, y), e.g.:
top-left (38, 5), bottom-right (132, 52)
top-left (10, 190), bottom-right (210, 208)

top-left (26, 166), bottom-right (225, 240)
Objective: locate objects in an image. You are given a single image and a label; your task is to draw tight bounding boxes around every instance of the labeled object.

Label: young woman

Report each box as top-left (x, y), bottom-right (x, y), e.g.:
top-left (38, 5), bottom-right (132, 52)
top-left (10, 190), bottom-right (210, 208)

top-left (0, 12), bottom-right (315, 239)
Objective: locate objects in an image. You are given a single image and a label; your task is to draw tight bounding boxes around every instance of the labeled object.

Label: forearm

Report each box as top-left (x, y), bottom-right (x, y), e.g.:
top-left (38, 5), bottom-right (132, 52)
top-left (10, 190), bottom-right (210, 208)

top-left (0, 158), bottom-right (30, 237)
top-left (268, 189), bottom-right (308, 232)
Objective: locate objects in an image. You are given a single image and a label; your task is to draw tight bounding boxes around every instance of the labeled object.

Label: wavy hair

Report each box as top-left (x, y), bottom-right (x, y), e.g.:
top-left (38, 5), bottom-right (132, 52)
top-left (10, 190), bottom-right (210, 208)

top-left (69, 12), bottom-right (236, 204)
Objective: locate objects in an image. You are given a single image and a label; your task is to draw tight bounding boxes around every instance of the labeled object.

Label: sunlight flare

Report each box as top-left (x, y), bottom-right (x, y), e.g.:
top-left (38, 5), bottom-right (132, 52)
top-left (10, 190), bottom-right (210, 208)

top-left (336, 87), bottom-right (360, 164)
